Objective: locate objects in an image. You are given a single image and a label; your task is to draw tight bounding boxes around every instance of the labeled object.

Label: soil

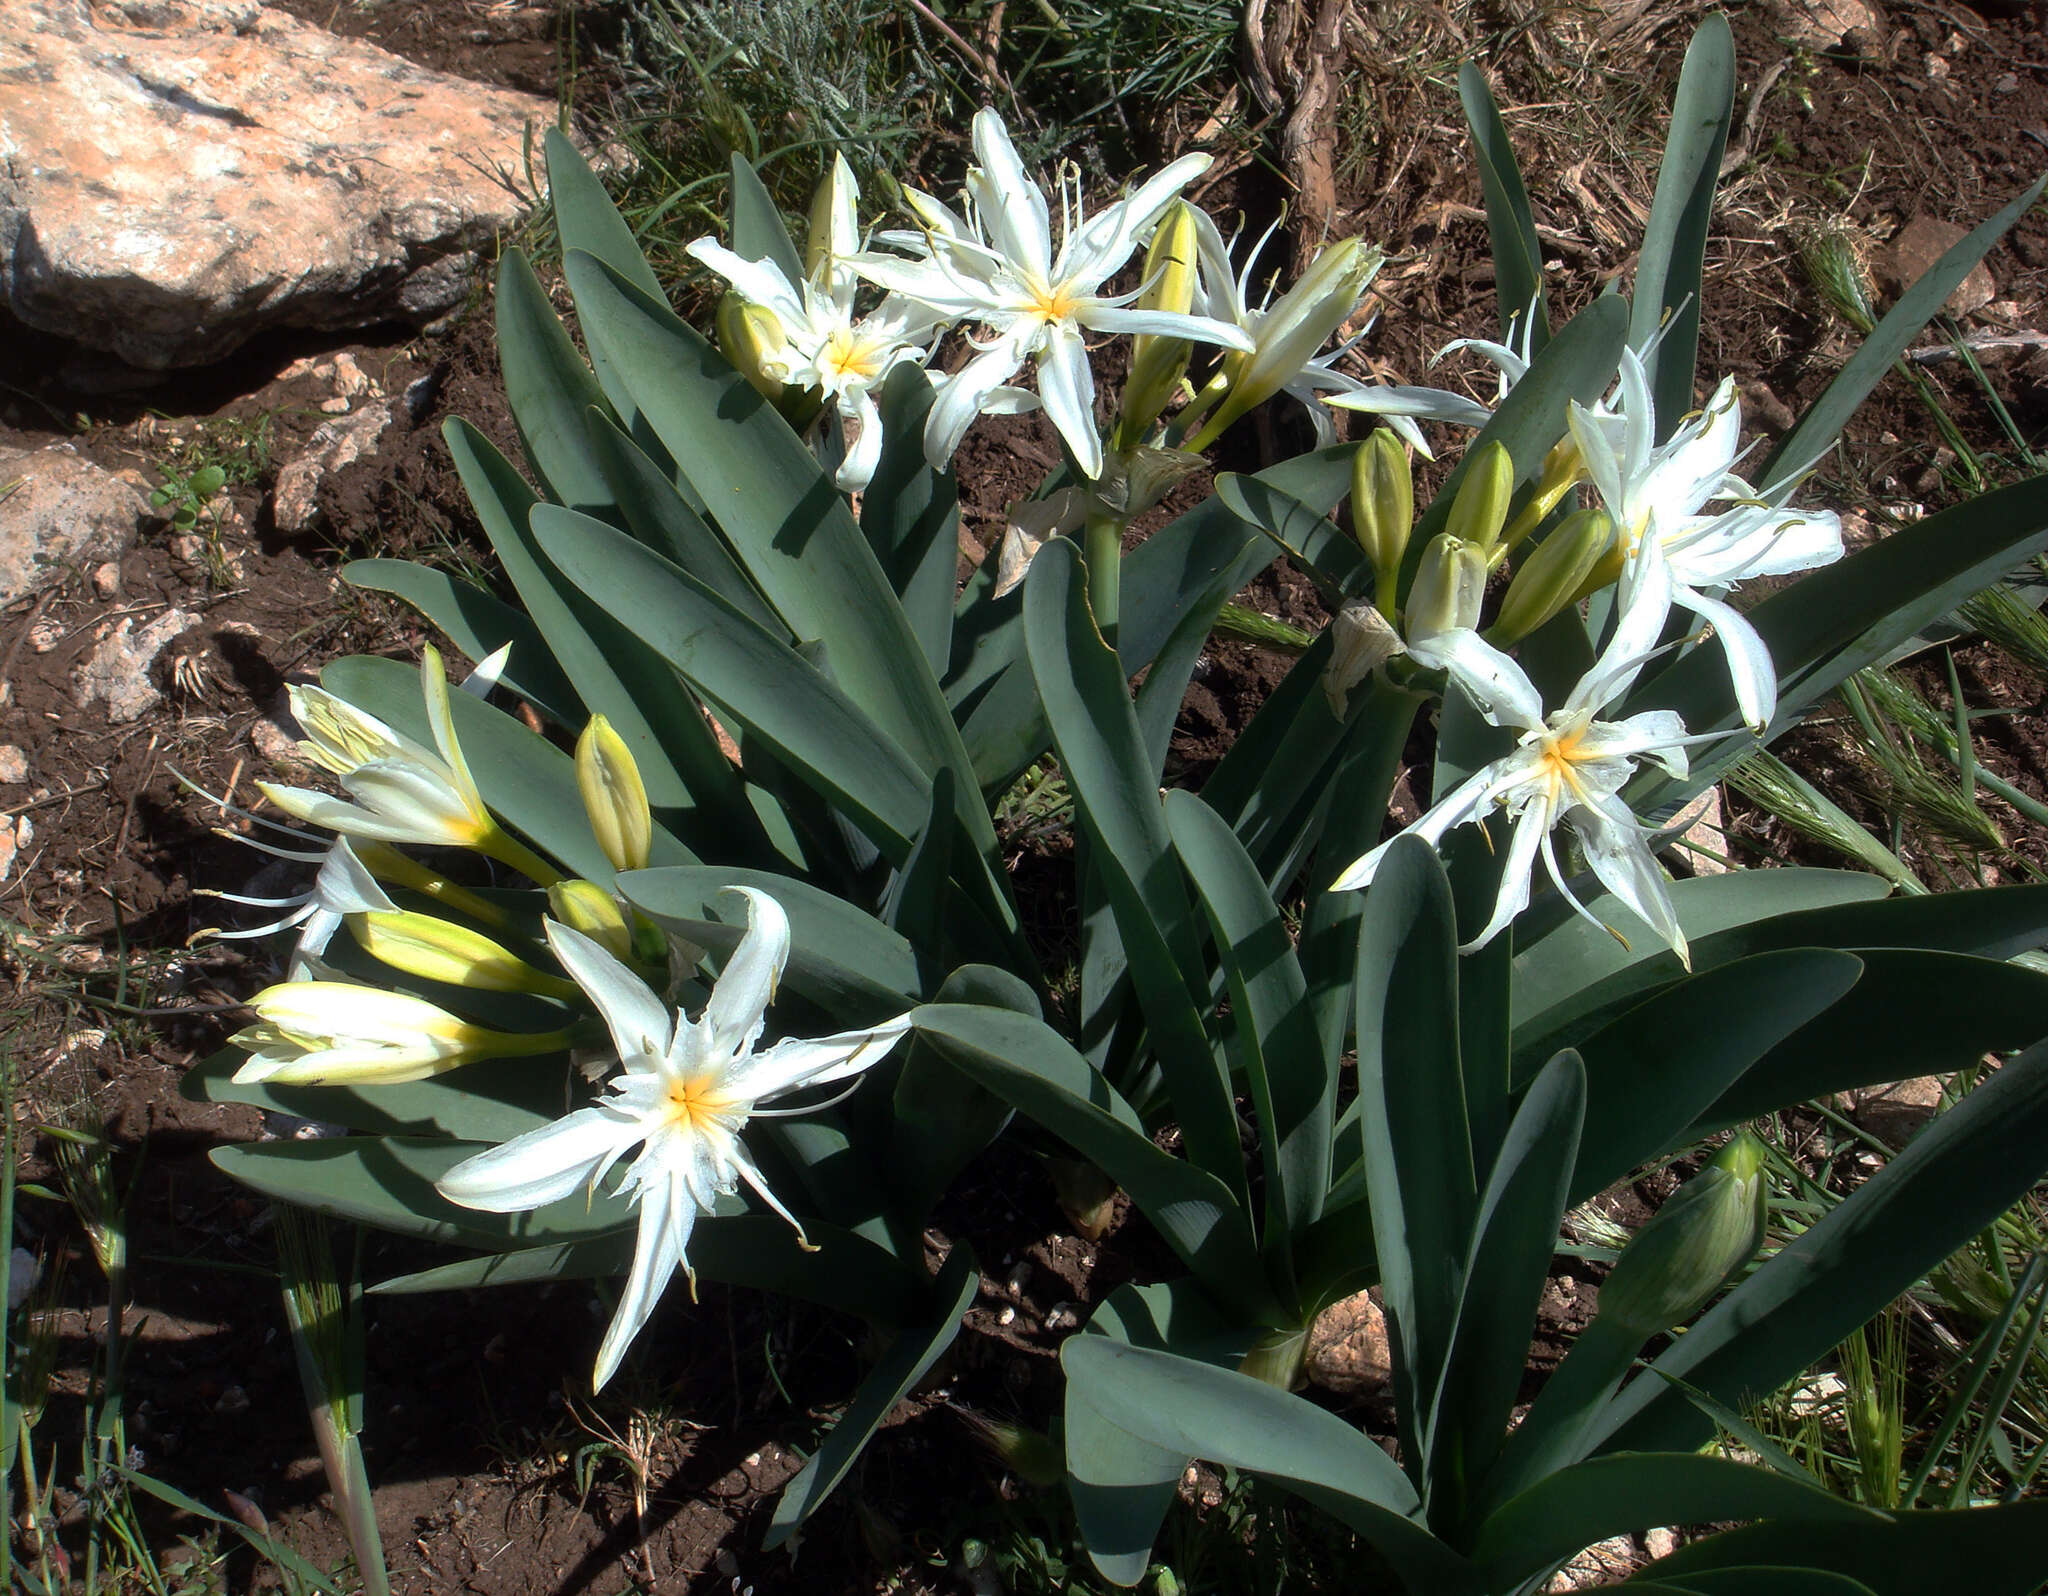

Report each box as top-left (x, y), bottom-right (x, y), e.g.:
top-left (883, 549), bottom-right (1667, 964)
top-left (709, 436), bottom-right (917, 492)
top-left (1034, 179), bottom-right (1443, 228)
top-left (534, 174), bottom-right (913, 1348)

top-left (4, 2), bottom-right (2048, 1592)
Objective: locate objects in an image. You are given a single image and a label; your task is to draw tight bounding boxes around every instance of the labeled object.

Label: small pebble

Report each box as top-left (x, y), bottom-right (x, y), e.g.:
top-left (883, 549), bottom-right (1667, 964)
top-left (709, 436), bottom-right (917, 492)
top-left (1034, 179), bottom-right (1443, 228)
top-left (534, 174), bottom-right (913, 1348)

top-left (91, 561), bottom-right (120, 598)
top-left (0, 746), bottom-right (26, 784)
top-left (318, 395), bottom-right (351, 415)
top-left (28, 616), bottom-right (62, 653)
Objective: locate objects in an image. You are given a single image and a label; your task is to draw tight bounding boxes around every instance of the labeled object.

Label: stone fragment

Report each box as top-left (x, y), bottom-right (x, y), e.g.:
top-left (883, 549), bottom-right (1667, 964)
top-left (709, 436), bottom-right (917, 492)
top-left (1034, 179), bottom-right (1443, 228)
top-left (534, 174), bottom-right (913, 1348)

top-left (249, 713), bottom-right (301, 766)
top-left (0, 817), bottom-right (30, 886)
top-left (1767, 0), bottom-right (1879, 50)
top-left (1846, 1074), bottom-right (1947, 1147)
top-left (1877, 216), bottom-right (1997, 317)
top-left (1305, 1288), bottom-right (1391, 1395)
top-left (1547, 1535), bottom-right (1642, 1591)
top-left (270, 401), bottom-right (398, 535)
top-left (73, 607), bottom-right (197, 723)
top-left (1, 0), bottom-right (575, 368)
top-left (0, 442), bottom-right (153, 605)
top-left (1670, 786), bottom-right (1730, 876)
top-left (0, 748), bottom-right (26, 784)
top-left (91, 560), bottom-right (121, 598)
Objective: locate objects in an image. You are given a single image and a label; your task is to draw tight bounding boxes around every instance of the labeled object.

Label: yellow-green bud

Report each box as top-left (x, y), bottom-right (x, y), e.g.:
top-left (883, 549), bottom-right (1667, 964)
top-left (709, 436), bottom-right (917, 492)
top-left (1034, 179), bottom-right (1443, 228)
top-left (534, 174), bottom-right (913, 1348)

top-left (1497, 434), bottom-right (1587, 559)
top-left (1351, 429), bottom-right (1414, 616)
top-left (1322, 600), bottom-right (1406, 718)
top-left (547, 879), bottom-right (637, 965)
top-left (1487, 508), bottom-right (1612, 646)
top-left (805, 152), bottom-right (859, 281)
top-left (1406, 533), bottom-right (1488, 644)
top-left (1597, 1131), bottom-right (1769, 1339)
top-left (575, 714), bottom-right (653, 875)
top-left (716, 293), bottom-right (789, 403)
top-left (346, 910), bottom-right (578, 1000)
top-left (1118, 201), bottom-right (1201, 445)
top-left (1446, 439), bottom-right (1515, 553)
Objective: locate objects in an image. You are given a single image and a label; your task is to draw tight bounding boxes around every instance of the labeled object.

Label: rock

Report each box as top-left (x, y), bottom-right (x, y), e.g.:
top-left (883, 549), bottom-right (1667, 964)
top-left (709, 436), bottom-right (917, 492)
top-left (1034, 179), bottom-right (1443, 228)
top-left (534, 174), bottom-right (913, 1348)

top-left (1547, 1534), bottom-right (1642, 1591)
top-left (0, 747), bottom-right (26, 785)
top-left (1740, 379), bottom-right (1796, 435)
top-left (91, 560), bottom-right (121, 598)
top-left (1768, 0), bottom-right (1879, 50)
top-left (0, 442), bottom-right (153, 605)
top-left (248, 712), bottom-right (301, 766)
top-left (1670, 785), bottom-right (1730, 876)
top-left (0, 817), bottom-right (29, 885)
top-left (1877, 216), bottom-right (1997, 317)
top-left (1847, 1074), bottom-right (1947, 1146)
top-left (1305, 1288), bottom-right (1391, 1395)
top-left (73, 607), bottom-right (197, 723)
top-left (0, 0), bottom-right (574, 368)
top-left (270, 400), bottom-right (398, 535)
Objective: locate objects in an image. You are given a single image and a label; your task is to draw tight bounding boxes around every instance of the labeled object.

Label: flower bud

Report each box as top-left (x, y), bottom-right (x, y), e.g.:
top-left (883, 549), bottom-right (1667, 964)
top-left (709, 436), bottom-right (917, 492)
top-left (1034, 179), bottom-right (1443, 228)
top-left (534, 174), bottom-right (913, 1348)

top-left (1118, 201), bottom-right (1201, 444)
top-left (1405, 533), bottom-right (1488, 645)
top-left (232, 982), bottom-right (569, 1086)
top-left (548, 879), bottom-right (637, 965)
top-left (716, 293), bottom-right (789, 403)
top-left (1446, 439), bottom-right (1514, 553)
top-left (1321, 600), bottom-right (1407, 718)
top-left (804, 152), bottom-right (860, 280)
top-left (576, 714), bottom-right (653, 875)
top-left (1192, 236), bottom-right (1382, 444)
top-left (346, 910), bottom-right (579, 1000)
top-left (1497, 434), bottom-right (1586, 558)
top-left (1597, 1131), bottom-right (1769, 1339)
top-left (1487, 508), bottom-right (1612, 646)
top-left (1350, 429), bottom-right (1413, 615)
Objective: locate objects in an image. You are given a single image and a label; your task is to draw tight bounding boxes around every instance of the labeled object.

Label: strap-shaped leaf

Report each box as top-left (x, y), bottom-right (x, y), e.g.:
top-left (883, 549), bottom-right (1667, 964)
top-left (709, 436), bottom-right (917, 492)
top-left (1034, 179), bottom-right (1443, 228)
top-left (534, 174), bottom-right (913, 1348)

top-left (861, 364), bottom-right (960, 679)
top-left (1427, 1051), bottom-right (1584, 1522)
top-left (183, 1046), bottom-right (569, 1146)
top-left (621, 864), bottom-right (935, 1016)
top-left (1690, 949), bottom-right (2048, 1132)
top-left (1627, 13), bottom-right (1733, 432)
top-left (887, 965), bottom-right (1033, 1219)
top-left (1566, 949), bottom-right (1863, 1201)
top-left (1638, 1501), bottom-right (2048, 1596)
top-left (340, 558), bottom-right (585, 729)
top-left (496, 247), bottom-right (619, 515)
top-left (544, 127), bottom-right (662, 300)
top-left (1025, 540), bottom-right (1245, 1192)
top-left (911, 1004), bottom-right (1275, 1323)
top-left (1134, 591), bottom-right (1228, 786)
top-left (1475, 1452), bottom-right (1874, 1587)
top-left (1060, 1339), bottom-right (1477, 1594)
top-left (764, 1243), bottom-right (977, 1546)
top-left (213, 1136), bottom-right (633, 1249)
top-left (727, 151), bottom-right (804, 285)
top-left (1587, 1039), bottom-right (2048, 1458)
top-left (1353, 835), bottom-right (1475, 1474)
top-left (320, 653), bottom-right (696, 886)
top-left (1761, 172), bottom-right (2048, 490)
top-left (1632, 1572), bottom-right (1875, 1596)
top-left (1167, 790), bottom-right (1332, 1270)
top-left (532, 506), bottom-right (934, 864)
top-left (561, 250), bottom-right (994, 858)
top-left (444, 418), bottom-right (751, 841)
top-left (1459, 62), bottom-right (1549, 353)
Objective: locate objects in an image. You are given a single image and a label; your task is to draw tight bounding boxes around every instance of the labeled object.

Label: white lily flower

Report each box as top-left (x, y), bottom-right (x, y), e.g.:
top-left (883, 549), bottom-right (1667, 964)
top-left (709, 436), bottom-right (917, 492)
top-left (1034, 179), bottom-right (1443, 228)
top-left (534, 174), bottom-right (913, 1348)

top-left (1569, 349), bottom-right (1843, 731)
top-left (231, 981), bottom-right (570, 1086)
top-left (1331, 546), bottom-right (1712, 965)
top-left (853, 109), bottom-right (1255, 478)
top-left (1327, 305), bottom-right (1540, 455)
top-left (199, 833), bottom-right (397, 976)
top-left (437, 889), bottom-right (913, 1391)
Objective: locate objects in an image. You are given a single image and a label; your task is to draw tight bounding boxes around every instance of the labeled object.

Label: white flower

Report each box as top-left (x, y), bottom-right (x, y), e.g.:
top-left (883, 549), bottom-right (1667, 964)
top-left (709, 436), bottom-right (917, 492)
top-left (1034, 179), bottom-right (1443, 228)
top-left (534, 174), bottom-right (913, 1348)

top-left (1569, 350), bottom-right (1842, 731)
top-left (230, 981), bottom-right (566, 1086)
top-left (1331, 547), bottom-right (1712, 964)
top-left (854, 109), bottom-right (1255, 478)
top-left (258, 645), bottom-right (493, 850)
top-left (1327, 305), bottom-right (1540, 457)
top-left (436, 889), bottom-right (912, 1390)
top-left (200, 834), bottom-right (396, 977)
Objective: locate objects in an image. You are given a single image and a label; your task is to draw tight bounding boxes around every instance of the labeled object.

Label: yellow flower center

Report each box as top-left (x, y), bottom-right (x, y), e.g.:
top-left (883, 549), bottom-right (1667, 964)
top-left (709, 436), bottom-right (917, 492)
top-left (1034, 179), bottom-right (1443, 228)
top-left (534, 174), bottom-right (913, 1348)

top-left (1028, 278), bottom-right (1083, 324)
top-left (822, 329), bottom-right (880, 383)
top-left (666, 1073), bottom-right (740, 1136)
top-left (1534, 723), bottom-right (1593, 800)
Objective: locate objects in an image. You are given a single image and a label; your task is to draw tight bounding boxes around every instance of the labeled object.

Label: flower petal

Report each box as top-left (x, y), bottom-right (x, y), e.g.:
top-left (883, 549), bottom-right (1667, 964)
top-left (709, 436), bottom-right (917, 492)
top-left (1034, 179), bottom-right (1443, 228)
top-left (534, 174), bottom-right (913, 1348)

top-left (969, 109), bottom-right (1052, 276)
top-left (699, 887), bottom-right (790, 1061)
top-left (1459, 802), bottom-right (1550, 952)
top-left (1675, 584), bottom-right (1778, 732)
top-left (1571, 791), bottom-right (1689, 967)
top-left (725, 1014), bottom-right (913, 1104)
top-left (437, 1105), bottom-right (641, 1212)
top-left (593, 1157), bottom-right (698, 1390)
top-left (1406, 628), bottom-right (1544, 732)
top-left (1035, 321), bottom-right (1103, 479)
top-left (545, 918), bottom-right (672, 1067)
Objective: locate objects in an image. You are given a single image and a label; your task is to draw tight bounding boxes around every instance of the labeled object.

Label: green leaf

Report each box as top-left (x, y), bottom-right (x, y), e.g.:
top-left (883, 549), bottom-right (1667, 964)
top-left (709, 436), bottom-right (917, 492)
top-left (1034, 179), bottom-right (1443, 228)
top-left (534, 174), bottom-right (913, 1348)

top-left (320, 652), bottom-right (695, 885)
top-left (727, 151), bottom-right (804, 285)
top-left (1691, 949), bottom-right (2048, 1131)
top-left (1567, 950), bottom-right (1864, 1201)
top-left (1429, 1051), bottom-right (1584, 1518)
top-left (861, 364), bottom-right (959, 680)
top-left (765, 1244), bottom-right (977, 1545)
top-left (621, 865), bottom-right (935, 1016)
top-left (1475, 1452), bottom-right (1875, 1587)
top-left (182, 1046), bottom-right (571, 1145)
top-left (1134, 591), bottom-right (1230, 785)
top-left (1059, 1339), bottom-right (1479, 1595)
top-left (443, 418), bottom-right (751, 841)
top-left (1458, 63), bottom-right (1549, 352)
top-left (887, 964), bottom-right (1034, 1219)
top-left (1627, 1569), bottom-right (1877, 1596)
top-left (1627, 13), bottom-right (1734, 432)
top-left (1352, 835), bottom-right (1475, 1472)
top-left (339, 559), bottom-right (586, 728)
top-left (911, 1003), bottom-right (1275, 1323)
top-left (1640, 1501), bottom-right (2048, 1596)
top-left (1587, 1039), bottom-right (2048, 1458)
top-left (1510, 869), bottom-right (1893, 1046)
top-left (496, 247), bottom-right (619, 514)
top-left (1761, 172), bottom-right (2048, 490)
top-left (533, 507), bottom-right (933, 863)
top-left (1166, 790), bottom-right (1332, 1270)
top-left (1024, 540), bottom-right (1244, 1192)
top-left (545, 127), bottom-right (662, 301)
top-left (562, 250), bottom-right (992, 857)
top-left (212, 1136), bottom-right (634, 1249)
top-left (119, 1470), bottom-right (344, 1594)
